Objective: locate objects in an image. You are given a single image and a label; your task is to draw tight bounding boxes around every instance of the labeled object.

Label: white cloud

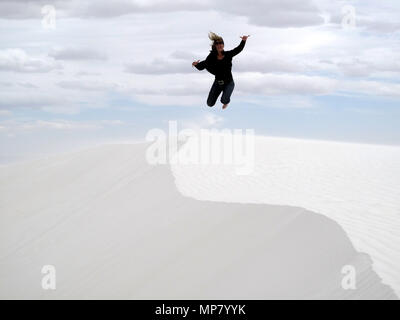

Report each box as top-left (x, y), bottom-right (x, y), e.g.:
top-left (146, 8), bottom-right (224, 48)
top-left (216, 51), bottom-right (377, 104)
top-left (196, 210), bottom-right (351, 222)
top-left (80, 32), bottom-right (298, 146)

top-left (57, 80), bottom-right (118, 91)
top-left (0, 91), bottom-right (66, 109)
top-left (0, 49), bottom-right (61, 73)
top-left (49, 47), bottom-right (107, 61)
top-left (181, 112), bottom-right (225, 130)
top-left (18, 82), bottom-right (38, 88)
top-left (125, 57), bottom-right (191, 74)
top-left (203, 113), bottom-right (224, 126)
top-left (0, 89), bottom-right (106, 114)
top-left (75, 71), bottom-right (102, 77)
top-left (0, 0), bottom-right (326, 28)
top-left (218, 0), bottom-right (323, 27)
top-left (242, 96), bottom-right (315, 109)
top-left (237, 73), bottom-right (338, 95)
top-left (342, 80), bottom-right (400, 98)
top-left (132, 93), bottom-right (204, 107)
top-left (21, 120), bottom-right (100, 130)
top-left (0, 119), bottom-right (125, 133)
top-left (0, 0), bottom-right (49, 19)
top-left (235, 56), bottom-right (305, 73)
top-left (0, 110), bottom-right (12, 116)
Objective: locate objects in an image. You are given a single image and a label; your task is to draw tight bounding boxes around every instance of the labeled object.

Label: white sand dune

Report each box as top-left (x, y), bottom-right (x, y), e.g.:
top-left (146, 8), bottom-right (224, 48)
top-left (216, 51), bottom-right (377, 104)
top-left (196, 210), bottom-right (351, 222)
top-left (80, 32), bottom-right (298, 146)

top-left (0, 142), bottom-right (397, 299)
top-left (171, 135), bottom-right (400, 297)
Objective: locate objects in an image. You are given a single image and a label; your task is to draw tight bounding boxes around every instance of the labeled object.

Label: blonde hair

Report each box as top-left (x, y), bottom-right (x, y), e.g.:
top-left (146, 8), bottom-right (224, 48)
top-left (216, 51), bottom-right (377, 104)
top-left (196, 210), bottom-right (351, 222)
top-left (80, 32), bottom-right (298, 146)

top-left (208, 31), bottom-right (223, 43)
top-left (208, 31), bottom-right (224, 53)
top-left (208, 31), bottom-right (222, 41)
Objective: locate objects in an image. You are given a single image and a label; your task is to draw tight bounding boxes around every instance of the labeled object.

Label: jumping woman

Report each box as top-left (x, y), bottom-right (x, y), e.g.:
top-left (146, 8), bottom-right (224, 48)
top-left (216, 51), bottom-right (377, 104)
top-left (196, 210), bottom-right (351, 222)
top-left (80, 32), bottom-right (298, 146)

top-left (192, 31), bottom-right (249, 109)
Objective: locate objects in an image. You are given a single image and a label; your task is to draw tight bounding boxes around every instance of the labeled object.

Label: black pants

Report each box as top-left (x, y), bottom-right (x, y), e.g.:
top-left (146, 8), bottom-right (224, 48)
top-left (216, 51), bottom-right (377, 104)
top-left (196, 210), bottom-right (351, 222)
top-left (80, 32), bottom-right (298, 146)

top-left (207, 79), bottom-right (235, 107)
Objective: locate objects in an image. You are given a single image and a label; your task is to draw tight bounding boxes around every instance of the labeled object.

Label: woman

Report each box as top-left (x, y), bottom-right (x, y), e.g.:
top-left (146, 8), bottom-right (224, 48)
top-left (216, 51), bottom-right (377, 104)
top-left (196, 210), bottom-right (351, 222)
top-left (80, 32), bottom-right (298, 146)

top-left (192, 31), bottom-right (249, 109)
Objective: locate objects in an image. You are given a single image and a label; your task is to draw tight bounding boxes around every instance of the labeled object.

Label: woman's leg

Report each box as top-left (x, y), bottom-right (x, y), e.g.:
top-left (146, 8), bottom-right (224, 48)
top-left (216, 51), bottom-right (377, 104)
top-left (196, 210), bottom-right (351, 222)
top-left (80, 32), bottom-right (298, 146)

top-left (221, 80), bottom-right (235, 105)
top-left (207, 80), bottom-right (223, 107)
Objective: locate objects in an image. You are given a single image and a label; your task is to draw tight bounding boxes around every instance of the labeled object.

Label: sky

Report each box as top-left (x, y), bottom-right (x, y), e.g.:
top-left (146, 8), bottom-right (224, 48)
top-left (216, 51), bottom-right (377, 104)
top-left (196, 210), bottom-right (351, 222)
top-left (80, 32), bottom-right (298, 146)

top-left (0, 0), bottom-right (400, 162)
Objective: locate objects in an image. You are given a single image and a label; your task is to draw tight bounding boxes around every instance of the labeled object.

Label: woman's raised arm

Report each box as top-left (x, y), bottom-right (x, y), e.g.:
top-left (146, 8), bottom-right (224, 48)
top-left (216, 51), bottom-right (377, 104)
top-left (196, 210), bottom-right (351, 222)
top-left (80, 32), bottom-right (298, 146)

top-left (230, 35), bottom-right (250, 57)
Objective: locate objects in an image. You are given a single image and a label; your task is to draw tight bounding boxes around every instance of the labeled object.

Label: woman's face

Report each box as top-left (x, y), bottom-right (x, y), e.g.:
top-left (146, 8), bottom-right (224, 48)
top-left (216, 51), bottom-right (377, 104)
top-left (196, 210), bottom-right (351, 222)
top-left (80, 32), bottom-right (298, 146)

top-left (215, 41), bottom-right (224, 52)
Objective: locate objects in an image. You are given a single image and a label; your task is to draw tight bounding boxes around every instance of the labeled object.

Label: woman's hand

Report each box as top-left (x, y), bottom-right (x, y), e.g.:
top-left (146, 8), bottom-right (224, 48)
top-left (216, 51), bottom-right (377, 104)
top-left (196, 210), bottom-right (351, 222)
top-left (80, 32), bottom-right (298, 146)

top-left (192, 60), bottom-right (200, 67)
top-left (240, 35), bottom-right (250, 41)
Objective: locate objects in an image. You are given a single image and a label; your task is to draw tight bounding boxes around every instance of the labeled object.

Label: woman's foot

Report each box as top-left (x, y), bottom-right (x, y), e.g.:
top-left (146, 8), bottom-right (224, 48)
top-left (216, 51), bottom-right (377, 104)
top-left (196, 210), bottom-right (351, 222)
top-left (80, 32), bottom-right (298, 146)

top-left (222, 103), bottom-right (229, 109)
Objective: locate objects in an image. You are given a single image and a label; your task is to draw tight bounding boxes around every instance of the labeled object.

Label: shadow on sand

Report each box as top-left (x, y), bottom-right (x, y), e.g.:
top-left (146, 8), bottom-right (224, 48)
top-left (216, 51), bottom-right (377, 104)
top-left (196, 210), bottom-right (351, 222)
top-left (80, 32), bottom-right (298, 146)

top-left (0, 143), bottom-right (397, 299)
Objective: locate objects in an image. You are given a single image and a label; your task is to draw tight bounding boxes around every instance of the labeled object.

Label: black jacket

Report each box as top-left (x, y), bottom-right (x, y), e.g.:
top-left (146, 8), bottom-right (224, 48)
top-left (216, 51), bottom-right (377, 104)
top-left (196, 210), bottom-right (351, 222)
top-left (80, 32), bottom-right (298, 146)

top-left (195, 39), bottom-right (246, 82)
